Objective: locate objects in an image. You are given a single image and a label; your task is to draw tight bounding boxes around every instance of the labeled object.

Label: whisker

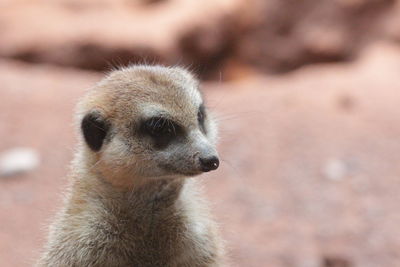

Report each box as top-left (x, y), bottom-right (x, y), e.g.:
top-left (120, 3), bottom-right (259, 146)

top-left (87, 157), bottom-right (105, 173)
top-left (214, 110), bottom-right (260, 119)
top-left (219, 158), bottom-right (248, 186)
top-left (220, 158), bottom-right (240, 174)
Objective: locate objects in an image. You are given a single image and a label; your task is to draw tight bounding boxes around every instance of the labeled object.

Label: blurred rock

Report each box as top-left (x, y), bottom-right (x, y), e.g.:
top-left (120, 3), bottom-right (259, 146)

top-left (233, 0), bottom-right (396, 73)
top-left (383, 1), bottom-right (400, 42)
top-left (323, 256), bottom-right (352, 267)
top-left (0, 147), bottom-right (40, 177)
top-left (0, 0), bottom-right (245, 79)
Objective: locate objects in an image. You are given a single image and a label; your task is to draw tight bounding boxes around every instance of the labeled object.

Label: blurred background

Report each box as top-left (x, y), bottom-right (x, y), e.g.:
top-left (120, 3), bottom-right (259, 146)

top-left (1, 0), bottom-right (400, 266)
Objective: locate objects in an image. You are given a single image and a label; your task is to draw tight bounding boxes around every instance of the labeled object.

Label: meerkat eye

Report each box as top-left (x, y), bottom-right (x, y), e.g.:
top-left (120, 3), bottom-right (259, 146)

top-left (142, 117), bottom-right (181, 149)
top-left (145, 117), bottom-right (173, 136)
top-left (198, 104), bottom-right (206, 133)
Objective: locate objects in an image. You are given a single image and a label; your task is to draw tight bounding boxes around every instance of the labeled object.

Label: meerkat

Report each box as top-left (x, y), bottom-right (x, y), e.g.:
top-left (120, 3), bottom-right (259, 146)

top-left (37, 65), bottom-right (225, 267)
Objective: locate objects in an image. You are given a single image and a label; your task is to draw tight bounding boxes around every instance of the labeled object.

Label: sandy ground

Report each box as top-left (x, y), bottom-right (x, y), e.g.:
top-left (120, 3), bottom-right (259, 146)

top-left (1, 42), bottom-right (400, 267)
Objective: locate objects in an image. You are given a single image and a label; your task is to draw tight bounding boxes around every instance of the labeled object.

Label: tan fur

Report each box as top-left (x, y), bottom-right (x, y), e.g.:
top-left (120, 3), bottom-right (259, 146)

top-left (37, 65), bottom-right (225, 267)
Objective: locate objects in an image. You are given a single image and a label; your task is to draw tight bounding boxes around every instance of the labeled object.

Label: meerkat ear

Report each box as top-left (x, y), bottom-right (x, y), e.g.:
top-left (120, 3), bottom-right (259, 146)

top-left (81, 112), bottom-right (110, 151)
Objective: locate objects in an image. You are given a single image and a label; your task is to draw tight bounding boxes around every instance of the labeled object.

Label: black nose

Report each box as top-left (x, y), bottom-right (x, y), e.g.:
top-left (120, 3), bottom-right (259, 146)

top-left (199, 156), bottom-right (220, 172)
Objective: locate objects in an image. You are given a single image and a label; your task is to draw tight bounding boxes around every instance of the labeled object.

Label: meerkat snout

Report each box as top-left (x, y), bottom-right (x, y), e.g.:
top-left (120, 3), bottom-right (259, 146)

top-left (187, 129), bottom-right (219, 172)
top-left (78, 65), bottom-right (219, 185)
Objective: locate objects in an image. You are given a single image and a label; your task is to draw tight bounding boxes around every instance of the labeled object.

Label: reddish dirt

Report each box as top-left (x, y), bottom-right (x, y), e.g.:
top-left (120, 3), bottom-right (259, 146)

top-left (1, 42), bottom-right (400, 266)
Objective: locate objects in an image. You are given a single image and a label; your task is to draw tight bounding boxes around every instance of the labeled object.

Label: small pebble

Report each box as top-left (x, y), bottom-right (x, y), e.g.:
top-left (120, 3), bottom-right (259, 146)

top-left (322, 158), bottom-right (347, 181)
top-left (0, 147), bottom-right (40, 177)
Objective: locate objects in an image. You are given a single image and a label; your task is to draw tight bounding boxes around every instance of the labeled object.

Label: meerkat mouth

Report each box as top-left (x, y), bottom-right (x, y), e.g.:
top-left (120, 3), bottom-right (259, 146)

top-left (158, 163), bottom-right (202, 177)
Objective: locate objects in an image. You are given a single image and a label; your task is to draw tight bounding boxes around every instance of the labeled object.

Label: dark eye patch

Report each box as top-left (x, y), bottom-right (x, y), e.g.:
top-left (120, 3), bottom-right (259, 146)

top-left (141, 117), bottom-right (182, 149)
top-left (198, 104), bottom-right (207, 133)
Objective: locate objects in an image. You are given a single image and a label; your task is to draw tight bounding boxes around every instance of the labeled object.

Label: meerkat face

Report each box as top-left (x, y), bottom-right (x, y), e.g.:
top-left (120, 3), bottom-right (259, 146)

top-left (78, 66), bottom-right (219, 185)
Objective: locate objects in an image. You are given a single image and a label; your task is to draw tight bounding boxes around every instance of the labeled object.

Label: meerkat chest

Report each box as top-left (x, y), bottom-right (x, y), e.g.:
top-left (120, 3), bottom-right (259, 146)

top-left (89, 202), bottom-right (212, 265)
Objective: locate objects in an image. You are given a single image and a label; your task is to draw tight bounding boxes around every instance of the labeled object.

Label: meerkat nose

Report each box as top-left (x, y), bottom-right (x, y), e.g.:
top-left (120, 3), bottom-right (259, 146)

top-left (199, 156), bottom-right (220, 172)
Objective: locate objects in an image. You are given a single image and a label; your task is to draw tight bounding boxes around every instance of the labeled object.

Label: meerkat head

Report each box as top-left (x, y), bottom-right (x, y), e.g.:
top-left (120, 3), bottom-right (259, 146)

top-left (76, 65), bottom-right (219, 187)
